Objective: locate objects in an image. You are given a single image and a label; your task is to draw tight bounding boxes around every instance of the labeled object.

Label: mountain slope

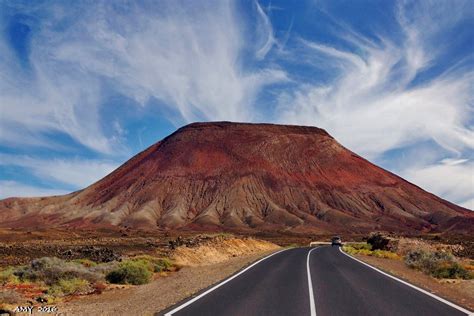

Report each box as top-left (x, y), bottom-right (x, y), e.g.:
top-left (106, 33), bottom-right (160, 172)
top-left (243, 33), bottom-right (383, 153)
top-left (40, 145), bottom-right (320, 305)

top-left (1, 122), bottom-right (472, 233)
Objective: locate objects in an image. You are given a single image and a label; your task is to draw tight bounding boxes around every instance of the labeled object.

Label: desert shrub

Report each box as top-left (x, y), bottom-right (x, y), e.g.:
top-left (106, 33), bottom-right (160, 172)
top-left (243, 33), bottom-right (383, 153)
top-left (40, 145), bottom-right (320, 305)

top-left (342, 245), bottom-right (361, 255)
top-left (14, 257), bottom-right (102, 285)
top-left (424, 252), bottom-right (453, 273)
top-left (372, 250), bottom-right (401, 260)
top-left (153, 258), bottom-right (173, 273)
top-left (105, 260), bottom-right (151, 285)
top-left (0, 267), bottom-right (20, 285)
top-left (356, 249), bottom-right (373, 256)
top-left (405, 249), bottom-right (427, 269)
top-left (350, 243), bottom-right (372, 251)
top-left (89, 261), bottom-right (119, 275)
top-left (432, 262), bottom-right (472, 280)
top-left (343, 245), bottom-right (400, 259)
top-left (72, 259), bottom-right (97, 267)
top-left (129, 256), bottom-right (174, 273)
top-left (130, 258), bottom-right (154, 272)
top-left (367, 233), bottom-right (390, 250)
top-left (343, 245), bottom-right (372, 256)
top-left (404, 249), bottom-right (472, 279)
top-left (342, 245), bottom-right (356, 254)
top-left (48, 278), bottom-right (92, 296)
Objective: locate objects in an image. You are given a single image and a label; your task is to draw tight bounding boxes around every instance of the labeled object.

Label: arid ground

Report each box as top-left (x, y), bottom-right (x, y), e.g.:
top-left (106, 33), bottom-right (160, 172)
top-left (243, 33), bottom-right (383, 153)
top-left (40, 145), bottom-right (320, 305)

top-left (1, 228), bottom-right (473, 315)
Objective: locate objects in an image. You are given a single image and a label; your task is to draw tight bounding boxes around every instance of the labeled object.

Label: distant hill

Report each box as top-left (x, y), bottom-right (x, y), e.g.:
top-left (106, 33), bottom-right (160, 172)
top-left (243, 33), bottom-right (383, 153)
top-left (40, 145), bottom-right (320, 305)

top-left (1, 122), bottom-right (472, 234)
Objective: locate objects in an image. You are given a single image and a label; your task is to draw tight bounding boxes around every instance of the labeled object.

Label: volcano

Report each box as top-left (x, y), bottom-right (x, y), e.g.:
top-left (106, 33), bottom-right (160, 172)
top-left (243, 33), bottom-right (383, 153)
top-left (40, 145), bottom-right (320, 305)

top-left (0, 122), bottom-right (472, 233)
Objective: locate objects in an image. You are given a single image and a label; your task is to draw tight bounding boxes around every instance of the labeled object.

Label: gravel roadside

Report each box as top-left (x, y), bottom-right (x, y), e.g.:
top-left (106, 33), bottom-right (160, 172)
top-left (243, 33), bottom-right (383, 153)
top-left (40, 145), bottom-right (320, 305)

top-left (354, 254), bottom-right (474, 311)
top-left (59, 250), bottom-right (278, 316)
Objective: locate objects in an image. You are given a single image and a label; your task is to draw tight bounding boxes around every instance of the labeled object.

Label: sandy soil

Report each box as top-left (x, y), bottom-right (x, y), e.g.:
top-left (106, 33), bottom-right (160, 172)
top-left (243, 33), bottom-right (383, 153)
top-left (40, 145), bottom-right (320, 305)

top-left (58, 250), bottom-right (277, 316)
top-left (354, 255), bottom-right (474, 311)
top-left (171, 237), bottom-right (279, 266)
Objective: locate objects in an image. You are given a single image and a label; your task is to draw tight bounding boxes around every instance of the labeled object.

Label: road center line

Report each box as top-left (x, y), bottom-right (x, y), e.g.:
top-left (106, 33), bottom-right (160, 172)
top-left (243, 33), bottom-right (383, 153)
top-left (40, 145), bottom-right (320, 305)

top-left (164, 248), bottom-right (290, 316)
top-left (338, 247), bottom-right (473, 316)
top-left (306, 247), bottom-right (318, 316)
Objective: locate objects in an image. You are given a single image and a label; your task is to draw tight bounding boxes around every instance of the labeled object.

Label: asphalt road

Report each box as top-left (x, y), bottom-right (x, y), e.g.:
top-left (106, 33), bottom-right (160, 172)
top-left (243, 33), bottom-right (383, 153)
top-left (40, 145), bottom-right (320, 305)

top-left (162, 246), bottom-right (471, 316)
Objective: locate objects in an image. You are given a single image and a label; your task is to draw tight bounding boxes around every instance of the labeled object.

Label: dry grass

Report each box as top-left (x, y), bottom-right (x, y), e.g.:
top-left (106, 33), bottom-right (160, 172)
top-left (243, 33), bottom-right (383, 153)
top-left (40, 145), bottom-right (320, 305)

top-left (171, 237), bottom-right (280, 266)
top-left (343, 243), bottom-right (401, 259)
top-left (48, 278), bottom-right (93, 296)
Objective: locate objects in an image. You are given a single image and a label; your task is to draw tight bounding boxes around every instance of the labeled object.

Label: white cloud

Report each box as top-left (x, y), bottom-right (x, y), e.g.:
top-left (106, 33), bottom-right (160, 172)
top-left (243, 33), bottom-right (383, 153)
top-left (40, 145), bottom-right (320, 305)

top-left (0, 181), bottom-right (70, 199)
top-left (0, 1), bottom-right (286, 153)
top-left (275, 1), bottom-right (473, 207)
top-left (0, 154), bottom-right (119, 188)
top-left (402, 159), bottom-right (474, 210)
top-left (0, 23), bottom-right (113, 153)
top-left (279, 71), bottom-right (473, 158)
top-left (255, 1), bottom-right (276, 60)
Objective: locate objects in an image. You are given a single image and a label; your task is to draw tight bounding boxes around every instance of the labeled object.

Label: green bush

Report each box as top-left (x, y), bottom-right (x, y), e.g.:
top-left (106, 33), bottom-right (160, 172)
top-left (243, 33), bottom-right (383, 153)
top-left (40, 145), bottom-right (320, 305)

top-left (14, 257), bottom-right (102, 285)
top-left (48, 278), bottom-right (91, 296)
top-left (432, 262), bottom-right (472, 279)
top-left (129, 256), bottom-right (174, 273)
top-left (0, 267), bottom-right (20, 285)
top-left (404, 249), bottom-right (472, 279)
top-left (153, 258), bottom-right (173, 273)
top-left (105, 260), bottom-right (152, 285)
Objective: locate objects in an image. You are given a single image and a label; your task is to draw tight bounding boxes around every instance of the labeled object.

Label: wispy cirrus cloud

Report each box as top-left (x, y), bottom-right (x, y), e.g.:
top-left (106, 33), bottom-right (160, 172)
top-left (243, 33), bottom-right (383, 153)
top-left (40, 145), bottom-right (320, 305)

top-left (0, 180), bottom-right (69, 199)
top-left (0, 1), bottom-right (286, 154)
top-left (275, 0), bottom-right (473, 208)
top-left (255, 1), bottom-right (277, 60)
top-left (278, 1), bottom-right (473, 158)
top-left (0, 154), bottom-right (119, 189)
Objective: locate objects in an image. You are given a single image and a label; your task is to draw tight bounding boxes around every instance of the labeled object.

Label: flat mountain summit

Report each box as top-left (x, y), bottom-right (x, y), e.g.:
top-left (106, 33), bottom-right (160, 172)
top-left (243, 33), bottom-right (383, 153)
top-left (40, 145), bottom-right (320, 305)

top-left (1, 122), bottom-right (472, 233)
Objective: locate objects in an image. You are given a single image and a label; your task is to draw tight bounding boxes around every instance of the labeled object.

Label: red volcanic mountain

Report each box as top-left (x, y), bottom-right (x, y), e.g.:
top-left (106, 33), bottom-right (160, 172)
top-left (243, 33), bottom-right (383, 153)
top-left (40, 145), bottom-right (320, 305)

top-left (0, 122), bottom-right (472, 233)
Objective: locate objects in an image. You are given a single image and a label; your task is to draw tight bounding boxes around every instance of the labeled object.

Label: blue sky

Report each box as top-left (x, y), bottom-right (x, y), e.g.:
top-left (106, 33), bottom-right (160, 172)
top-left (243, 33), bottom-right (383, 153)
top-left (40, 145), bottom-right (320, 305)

top-left (0, 0), bottom-right (473, 209)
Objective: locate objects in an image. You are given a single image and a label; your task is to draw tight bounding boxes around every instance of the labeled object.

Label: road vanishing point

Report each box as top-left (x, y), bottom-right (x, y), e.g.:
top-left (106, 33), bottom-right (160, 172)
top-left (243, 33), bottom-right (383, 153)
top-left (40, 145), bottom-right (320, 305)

top-left (162, 246), bottom-right (473, 316)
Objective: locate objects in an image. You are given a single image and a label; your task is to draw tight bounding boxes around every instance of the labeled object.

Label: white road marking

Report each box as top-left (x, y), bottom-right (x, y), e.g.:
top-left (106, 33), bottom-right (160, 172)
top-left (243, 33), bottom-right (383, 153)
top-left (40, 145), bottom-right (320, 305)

top-left (306, 247), bottom-right (318, 316)
top-left (338, 247), bottom-right (473, 316)
top-left (164, 248), bottom-right (290, 315)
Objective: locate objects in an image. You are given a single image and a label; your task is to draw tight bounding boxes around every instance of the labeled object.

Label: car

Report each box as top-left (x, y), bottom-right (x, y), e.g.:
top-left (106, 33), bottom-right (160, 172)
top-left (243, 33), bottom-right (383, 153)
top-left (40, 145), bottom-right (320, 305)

top-left (331, 236), bottom-right (342, 246)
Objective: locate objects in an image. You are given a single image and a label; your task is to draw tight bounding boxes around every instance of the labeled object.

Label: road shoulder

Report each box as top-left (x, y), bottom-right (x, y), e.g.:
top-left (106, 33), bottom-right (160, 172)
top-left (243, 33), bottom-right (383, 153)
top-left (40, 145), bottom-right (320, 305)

top-left (57, 250), bottom-right (277, 316)
top-left (352, 253), bottom-right (474, 312)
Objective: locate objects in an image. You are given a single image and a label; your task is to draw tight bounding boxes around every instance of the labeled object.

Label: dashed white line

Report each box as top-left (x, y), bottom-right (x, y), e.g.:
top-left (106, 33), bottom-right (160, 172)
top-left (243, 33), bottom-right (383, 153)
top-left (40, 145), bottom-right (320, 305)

top-left (338, 247), bottom-right (473, 316)
top-left (164, 248), bottom-right (290, 315)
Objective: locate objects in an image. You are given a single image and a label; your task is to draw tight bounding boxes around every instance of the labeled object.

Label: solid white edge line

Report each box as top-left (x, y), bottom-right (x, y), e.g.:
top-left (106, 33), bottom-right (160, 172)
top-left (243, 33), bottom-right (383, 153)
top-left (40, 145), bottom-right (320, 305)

top-left (338, 247), bottom-right (473, 316)
top-left (306, 247), bottom-right (318, 316)
top-left (164, 248), bottom-right (290, 316)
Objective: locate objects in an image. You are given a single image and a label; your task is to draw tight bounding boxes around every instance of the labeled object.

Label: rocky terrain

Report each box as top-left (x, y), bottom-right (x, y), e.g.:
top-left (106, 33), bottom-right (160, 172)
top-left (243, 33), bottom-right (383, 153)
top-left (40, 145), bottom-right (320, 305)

top-left (0, 122), bottom-right (472, 234)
